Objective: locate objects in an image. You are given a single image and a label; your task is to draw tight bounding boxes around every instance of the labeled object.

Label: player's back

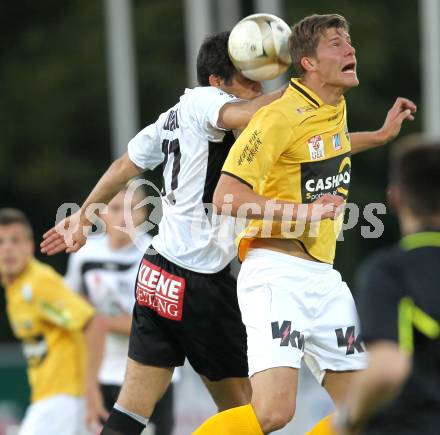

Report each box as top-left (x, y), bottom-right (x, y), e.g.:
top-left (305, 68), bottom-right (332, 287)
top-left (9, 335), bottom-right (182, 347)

top-left (128, 86), bottom-right (240, 273)
top-left (357, 232), bottom-right (440, 435)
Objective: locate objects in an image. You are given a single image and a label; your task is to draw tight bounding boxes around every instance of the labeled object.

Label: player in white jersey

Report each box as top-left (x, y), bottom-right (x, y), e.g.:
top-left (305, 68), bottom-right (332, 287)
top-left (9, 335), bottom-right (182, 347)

top-left (65, 188), bottom-right (176, 435)
top-left (41, 31), bottom-right (285, 435)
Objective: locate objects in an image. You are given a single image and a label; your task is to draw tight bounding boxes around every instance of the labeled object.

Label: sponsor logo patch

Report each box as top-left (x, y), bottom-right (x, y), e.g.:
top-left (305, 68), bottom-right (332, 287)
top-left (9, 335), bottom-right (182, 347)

top-left (308, 135), bottom-right (325, 160)
top-left (271, 321), bottom-right (305, 350)
top-left (332, 133), bottom-right (342, 151)
top-left (301, 152), bottom-right (351, 202)
top-left (335, 326), bottom-right (365, 355)
top-left (136, 259), bottom-right (186, 321)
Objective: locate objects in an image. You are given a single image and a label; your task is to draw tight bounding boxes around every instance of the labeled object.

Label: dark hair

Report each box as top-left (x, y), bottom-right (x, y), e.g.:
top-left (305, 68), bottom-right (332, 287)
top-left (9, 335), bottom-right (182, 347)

top-left (0, 208), bottom-right (34, 238)
top-left (289, 14), bottom-right (349, 77)
top-left (196, 31), bottom-right (236, 86)
top-left (390, 135), bottom-right (440, 219)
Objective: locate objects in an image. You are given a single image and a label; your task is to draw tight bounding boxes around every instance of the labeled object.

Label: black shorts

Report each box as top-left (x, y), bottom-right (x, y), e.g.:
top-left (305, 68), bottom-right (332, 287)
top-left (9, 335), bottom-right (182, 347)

top-left (128, 249), bottom-right (248, 381)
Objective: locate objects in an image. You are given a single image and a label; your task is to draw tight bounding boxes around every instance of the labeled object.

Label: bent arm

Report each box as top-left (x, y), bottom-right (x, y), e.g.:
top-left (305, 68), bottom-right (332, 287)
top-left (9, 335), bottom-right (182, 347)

top-left (218, 86), bottom-right (286, 130)
top-left (83, 315), bottom-right (109, 428)
top-left (350, 131), bottom-right (386, 155)
top-left (103, 313), bottom-right (132, 336)
top-left (41, 153), bottom-right (143, 255)
top-left (213, 173), bottom-right (343, 221)
top-left (350, 97), bottom-right (416, 155)
top-left (337, 341), bottom-right (411, 433)
top-left (80, 152), bottom-right (142, 216)
top-left (84, 315), bottom-right (107, 388)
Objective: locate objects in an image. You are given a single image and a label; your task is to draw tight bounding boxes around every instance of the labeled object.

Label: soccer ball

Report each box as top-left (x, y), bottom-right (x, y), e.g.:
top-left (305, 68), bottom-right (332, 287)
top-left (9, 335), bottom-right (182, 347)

top-left (228, 13), bottom-right (292, 81)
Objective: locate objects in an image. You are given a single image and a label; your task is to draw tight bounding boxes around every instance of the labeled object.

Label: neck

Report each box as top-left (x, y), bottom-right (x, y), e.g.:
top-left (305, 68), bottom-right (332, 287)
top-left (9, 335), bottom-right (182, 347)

top-left (399, 211), bottom-right (440, 236)
top-left (2, 273), bottom-right (17, 287)
top-left (2, 264), bottom-right (29, 287)
top-left (299, 76), bottom-right (344, 106)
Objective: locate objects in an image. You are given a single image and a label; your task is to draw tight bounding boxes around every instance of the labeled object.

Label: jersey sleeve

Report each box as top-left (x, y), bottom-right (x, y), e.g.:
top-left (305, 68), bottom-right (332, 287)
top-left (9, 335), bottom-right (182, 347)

top-left (355, 252), bottom-right (403, 344)
top-left (222, 107), bottom-right (295, 189)
top-left (36, 272), bottom-right (95, 331)
top-left (127, 113), bottom-right (166, 170)
top-left (190, 87), bottom-right (241, 138)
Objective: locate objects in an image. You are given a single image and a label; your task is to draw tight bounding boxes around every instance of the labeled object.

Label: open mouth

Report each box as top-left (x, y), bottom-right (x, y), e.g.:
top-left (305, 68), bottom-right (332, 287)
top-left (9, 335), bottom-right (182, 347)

top-left (342, 62), bottom-right (356, 74)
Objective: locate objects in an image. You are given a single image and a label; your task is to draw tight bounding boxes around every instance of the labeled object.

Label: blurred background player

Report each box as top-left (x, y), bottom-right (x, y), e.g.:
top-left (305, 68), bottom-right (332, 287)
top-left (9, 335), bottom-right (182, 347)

top-left (41, 31), bottom-right (286, 435)
top-left (195, 13), bottom-right (416, 435)
top-left (64, 186), bottom-right (176, 435)
top-left (0, 207), bottom-right (108, 435)
top-left (335, 136), bottom-right (440, 435)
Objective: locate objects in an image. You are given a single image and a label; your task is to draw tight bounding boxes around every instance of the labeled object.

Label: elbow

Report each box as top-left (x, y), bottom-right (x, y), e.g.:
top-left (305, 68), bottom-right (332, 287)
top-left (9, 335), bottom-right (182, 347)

top-left (366, 342), bottom-right (412, 394)
top-left (236, 111), bottom-right (253, 130)
top-left (383, 360), bottom-right (411, 389)
top-left (374, 356), bottom-right (411, 392)
top-left (110, 152), bottom-right (141, 179)
top-left (111, 154), bottom-right (130, 173)
top-left (213, 183), bottom-right (234, 214)
top-left (213, 186), bottom-right (225, 211)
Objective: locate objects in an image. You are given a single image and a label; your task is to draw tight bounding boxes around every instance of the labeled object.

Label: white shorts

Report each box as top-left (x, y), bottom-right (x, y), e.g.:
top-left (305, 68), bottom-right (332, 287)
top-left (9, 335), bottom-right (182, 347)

top-left (238, 249), bottom-right (367, 382)
top-left (18, 394), bottom-right (91, 435)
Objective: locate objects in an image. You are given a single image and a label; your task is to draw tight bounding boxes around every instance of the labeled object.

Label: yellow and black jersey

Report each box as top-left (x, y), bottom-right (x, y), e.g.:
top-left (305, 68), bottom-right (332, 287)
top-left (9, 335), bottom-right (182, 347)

top-left (356, 231), bottom-right (440, 435)
top-left (5, 259), bottom-right (95, 403)
top-left (222, 78), bottom-right (351, 263)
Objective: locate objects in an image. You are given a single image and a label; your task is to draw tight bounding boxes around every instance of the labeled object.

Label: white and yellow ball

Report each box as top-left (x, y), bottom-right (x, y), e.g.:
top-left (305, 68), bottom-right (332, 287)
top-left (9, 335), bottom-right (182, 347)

top-left (228, 13), bottom-right (292, 81)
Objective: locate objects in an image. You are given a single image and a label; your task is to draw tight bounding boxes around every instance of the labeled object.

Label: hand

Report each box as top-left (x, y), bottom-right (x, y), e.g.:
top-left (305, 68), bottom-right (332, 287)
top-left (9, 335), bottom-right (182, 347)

top-left (377, 97), bottom-right (417, 144)
top-left (40, 210), bottom-right (90, 255)
top-left (85, 383), bottom-right (109, 433)
top-left (303, 194), bottom-right (346, 222)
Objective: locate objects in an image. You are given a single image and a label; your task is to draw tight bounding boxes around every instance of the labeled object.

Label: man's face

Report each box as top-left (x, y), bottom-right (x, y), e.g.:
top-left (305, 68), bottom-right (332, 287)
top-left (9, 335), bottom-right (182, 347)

top-left (311, 27), bottom-right (358, 90)
top-left (221, 72), bottom-right (263, 100)
top-left (0, 224), bottom-right (34, 279)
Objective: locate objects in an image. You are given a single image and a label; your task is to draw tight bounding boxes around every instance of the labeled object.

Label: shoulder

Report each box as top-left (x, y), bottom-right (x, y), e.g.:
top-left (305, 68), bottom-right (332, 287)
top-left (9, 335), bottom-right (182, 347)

top-left (355, 245), bottom-right (403, 295)
top-left (360, 245), bottom-right (403, 273)
top-left (27, 259), bottom-right (64, 296)
top-left (30, 259), bottom-right (62, 281)
top-left (183, 86), bottom-right (240, 113)
top-left (249, 98), bottom-right (297, 135)
top-left (188, 86), bottom-right (237, 100)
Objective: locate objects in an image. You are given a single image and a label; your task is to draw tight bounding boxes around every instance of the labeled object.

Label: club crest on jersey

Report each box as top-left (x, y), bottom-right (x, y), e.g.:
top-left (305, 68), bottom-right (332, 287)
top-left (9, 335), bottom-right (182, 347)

top-left (308, 135), bottom-right (325, 160)
top-left (332, 133), bottom-right (342, 151)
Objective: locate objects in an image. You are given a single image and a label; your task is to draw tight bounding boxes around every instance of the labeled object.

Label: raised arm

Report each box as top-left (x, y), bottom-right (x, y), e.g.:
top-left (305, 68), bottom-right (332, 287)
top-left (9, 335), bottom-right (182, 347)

top-left (41, 152), bottom-right (142, 255)
top-left (213, 173), bottom-right (344, 222)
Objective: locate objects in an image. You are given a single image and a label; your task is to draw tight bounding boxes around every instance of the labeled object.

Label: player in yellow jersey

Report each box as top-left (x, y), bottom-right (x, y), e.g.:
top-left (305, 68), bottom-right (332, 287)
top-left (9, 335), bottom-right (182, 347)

top-left (193, 14), bottom-right (416, 435)
top-left (0, 208), bottom-right (109, 435)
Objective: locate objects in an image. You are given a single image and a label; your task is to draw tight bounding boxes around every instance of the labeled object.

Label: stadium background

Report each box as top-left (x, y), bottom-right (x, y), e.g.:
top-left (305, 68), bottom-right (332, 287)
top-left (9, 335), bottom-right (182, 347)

top-left (0, 0), bottom-right (428, 433)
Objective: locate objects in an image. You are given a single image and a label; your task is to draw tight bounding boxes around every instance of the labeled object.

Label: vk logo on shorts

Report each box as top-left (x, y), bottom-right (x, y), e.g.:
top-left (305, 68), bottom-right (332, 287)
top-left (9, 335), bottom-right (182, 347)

top-left (335, 326), bottom-right (365, 355)
top-left (271, 321), bottom-right (305, 350)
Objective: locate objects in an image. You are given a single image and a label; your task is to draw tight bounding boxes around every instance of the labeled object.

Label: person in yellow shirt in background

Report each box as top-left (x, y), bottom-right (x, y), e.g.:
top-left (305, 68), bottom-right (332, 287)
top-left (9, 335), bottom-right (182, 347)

top-left (0, 207), bottom-right (108, 435)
